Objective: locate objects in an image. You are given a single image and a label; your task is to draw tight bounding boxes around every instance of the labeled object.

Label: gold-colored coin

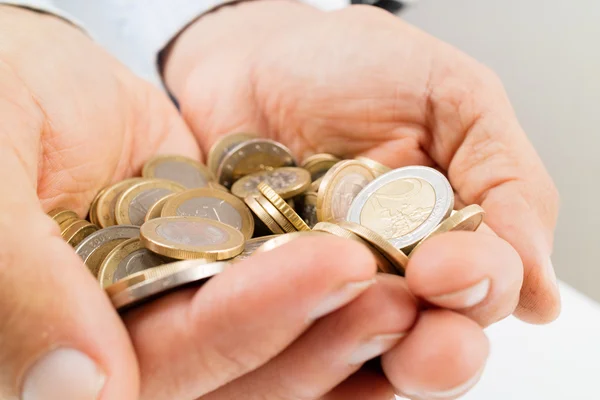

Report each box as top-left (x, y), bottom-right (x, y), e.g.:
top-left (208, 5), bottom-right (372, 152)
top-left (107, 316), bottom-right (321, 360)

top-left (115, 179), bottom-right (186, 226)
top-left (62, 220), bottom-right (98, 247)
top-left (316, 160), bottom-right (375, 223)
top-left (254, 231), bottom-right (329, 254)
top-left (96, 178), bottom-right (144, 228)
top-left (258, 182), bottom-right (310, 231)
top-left (98, 238), bottom-right (169, 289)
top-left (85, 239), bottom-right (128, 278)
top-left (207, 132), bottom-right (257, 174)
top-left (233, 235), bottom-right (279, 262)
top-left (256, 195), bottom-right (296, 233)
top-left (410, 205), bottom-right (485, 256)
top-left (312, 222), bottom-right (396, 274)
top-left (145, 193), bottom-right (176, 222)
top-left (310, 177), bottom-right (323, 193)
top-left (142, 154), bottom-right (214, 189)
top-left (88, 187), bottom-right (108, 225)
top-left (207, 181), bottom-right (229, 192)
top-left (140, 217), bottom-right (245, 261)
top-left (161, 188), bottom-right (255, 239)
top-left (244, 196), bottom-right (285, 235)
top-left (301, 192), bottom-right (318, 228)
top-left (48, 208), bottom-right (78, 227)
top-left (355, 156), bottom-right (391, 177)
top-left (301, 153), bottom-right (340, 180)
top-left (230, 167), bottom-right (311, 199)
top-left (339, 221), bottom-right (408, 274)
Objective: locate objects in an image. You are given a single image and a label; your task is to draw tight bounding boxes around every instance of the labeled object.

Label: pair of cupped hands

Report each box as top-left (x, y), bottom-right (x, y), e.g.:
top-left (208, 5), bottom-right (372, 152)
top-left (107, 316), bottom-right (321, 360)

top-left (0, 1), bottom-right (560, 400)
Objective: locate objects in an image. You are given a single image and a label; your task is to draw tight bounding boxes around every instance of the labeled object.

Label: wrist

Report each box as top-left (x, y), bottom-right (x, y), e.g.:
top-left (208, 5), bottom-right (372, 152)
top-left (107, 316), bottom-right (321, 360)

top-left (163, 0), bottom-right (322, 95)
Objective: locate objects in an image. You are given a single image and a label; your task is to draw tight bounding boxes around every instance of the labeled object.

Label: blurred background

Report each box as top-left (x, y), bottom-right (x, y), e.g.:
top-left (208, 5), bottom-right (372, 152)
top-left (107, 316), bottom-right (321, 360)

top-left (401, 0), bottom-right (600, 302)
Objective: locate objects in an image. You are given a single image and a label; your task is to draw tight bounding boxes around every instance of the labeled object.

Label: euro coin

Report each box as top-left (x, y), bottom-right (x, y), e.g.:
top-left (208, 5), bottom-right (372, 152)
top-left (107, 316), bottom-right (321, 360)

top-left (230, 167), bottom-right (310, 199)
top-left (207, 132), bottom-right (257, 174)
top-left (233, 235), bottom-right (279, 262)
top-left (316, 160), bottom-right (375, 223)
top-left (74, 225), bottom-right (141, 277)
top-left (355, 156), bottom-right (391, 177)
top-left (254, 231), bottom-right (329, 254)
top-left (96, 178), bottom-right (144, 228)
top-left (207, 181), bottom-right (229, 192)
top-left (256, 195), bottom-right (296, 233)
top-left (144, 193), bottom-right (176, 222)
top-left (161, 188), bottom-right (254, 239)
top-left (258, 182), bottom-right (310, 231)
top-left (301, 153), bottom-right (340, 180)
top-left (140, 217), bottom-right (245, 260)
top-left (106, 260), bottom-right (228, 311)
top-left (310, 177), bottom-right (323, 193)
top-left (98, 237), bottom-right (169, 289)
top-left (142, 154), bottom-right (214, 189)
top-left (61, 220), bottom-right (99, 247)
top-left (48, 208), bottom-right (78, 227)
top-left (410, 204), bottom-right (485, 256)
top-left (347, 166), bottom-right (454, 251)
top-left (244, 195), bottom-right (285, 235)
top-left (115, 179), bottom-right (186, 226)
top-left (88, 187), bottom-right (108, 226)
top-left (216, 138), bottom-right (296, 188)
top-left (301, 192), bottom-right (318, 228)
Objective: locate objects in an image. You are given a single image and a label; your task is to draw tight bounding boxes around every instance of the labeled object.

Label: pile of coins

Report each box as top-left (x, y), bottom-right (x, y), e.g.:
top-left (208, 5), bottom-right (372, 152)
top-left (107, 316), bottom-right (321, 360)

top-left (47, 133), bottom-right (484, 311)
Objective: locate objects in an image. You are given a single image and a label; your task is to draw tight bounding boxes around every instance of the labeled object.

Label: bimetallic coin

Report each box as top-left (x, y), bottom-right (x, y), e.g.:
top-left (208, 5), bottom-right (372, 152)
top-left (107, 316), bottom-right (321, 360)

top-left (161, 188), bottom-right (254, 239)
top-left (216, 139), bottom-right (296, 188)
top-left (48, 208), bottom-right (78, 228)
top-left (140, 217), bottom-right (245, 260)
top-left (207, 132), bottom-right (257, 174)
top-left (75, 225), bottom-right (140, 277)
top-left (317, 160), bottom-right (375, 223)
top-left (233, 235), bottom-right (279, 262)
top-left (258, 183), bottom-right (310, 231)
top-left (142, 155), bottom-right (214, 189)
top-left (88, 187), bottom-right (108, 226)
top-left (301, 192), bottom-right (318, 228)
top-left (98, 238), bottom-right (168, 289)
top-left (254, 231), bottom-right (329, 254)
top-left (62, 220), bottom-right (98, 247)
top-left (301, 153), bottom-right (341, 181)
top-left (96, 178), bottom-right (144, 228)
top-left (244, 196), bottom-right (285, 235)
top-left (145, 193), bottom-right (176, 222)
top-left (207, 181), bottom-right (229, 192)
top-left (106, 260), bottom-right (229, 311)
top-left (230, 167), bottom-right (310, 199)
top-left (256, 195), bottom-right (296, 233)
top-left (410, 205), bottom-right (485, 257)
top-left (355, 156), bottom-right (391, 177)
top-left (115, 179), bottom-right (186, 226)
top-left (347, 166), bottom-right (454, 251)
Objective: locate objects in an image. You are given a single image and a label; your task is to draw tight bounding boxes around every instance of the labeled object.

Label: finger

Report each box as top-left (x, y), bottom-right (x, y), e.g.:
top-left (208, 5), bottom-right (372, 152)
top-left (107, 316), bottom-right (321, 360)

top-left (407, 231), bottom-right (523, 327)
top-left (321, 368), bottom-right (395, 400)
top-left (123, 236), bottom-right (378, 400)
top-left (382, 310), bottom-right (488, 400)
top-left (202, 273), bottom-right (417, 399)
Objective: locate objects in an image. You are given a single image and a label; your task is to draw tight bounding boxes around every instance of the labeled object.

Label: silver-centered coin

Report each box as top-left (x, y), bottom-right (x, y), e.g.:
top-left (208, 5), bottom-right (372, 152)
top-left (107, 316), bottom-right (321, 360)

top-left (347, 166), bottom-right (454, 250)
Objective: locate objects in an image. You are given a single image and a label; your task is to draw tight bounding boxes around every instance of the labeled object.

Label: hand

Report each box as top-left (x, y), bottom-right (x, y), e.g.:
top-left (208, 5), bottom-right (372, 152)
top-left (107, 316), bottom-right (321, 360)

top-left (0, 6), bottom-right (199, 399)
top-left (162, 0), bottom-right (559, 398)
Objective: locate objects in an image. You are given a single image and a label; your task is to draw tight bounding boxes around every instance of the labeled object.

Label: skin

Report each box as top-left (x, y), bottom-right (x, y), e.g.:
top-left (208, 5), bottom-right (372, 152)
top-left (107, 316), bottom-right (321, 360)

top-left (0, 2), bottom-right (558, 400)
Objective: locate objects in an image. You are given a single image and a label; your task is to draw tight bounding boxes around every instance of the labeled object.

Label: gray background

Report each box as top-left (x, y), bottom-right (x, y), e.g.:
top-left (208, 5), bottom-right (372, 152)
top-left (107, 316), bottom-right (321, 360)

top-left (401, 0), bottom-right (600, 302)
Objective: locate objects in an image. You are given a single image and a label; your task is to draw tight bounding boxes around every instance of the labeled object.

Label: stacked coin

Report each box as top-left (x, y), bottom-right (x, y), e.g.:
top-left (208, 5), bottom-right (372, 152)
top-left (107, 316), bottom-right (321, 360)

top-left (46, 133), bottom-right (485, 311)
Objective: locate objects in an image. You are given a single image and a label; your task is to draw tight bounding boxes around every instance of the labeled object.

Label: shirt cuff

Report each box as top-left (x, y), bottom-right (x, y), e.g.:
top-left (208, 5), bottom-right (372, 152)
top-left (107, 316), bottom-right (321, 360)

top-left (0, 0), bottom-right (84, 31)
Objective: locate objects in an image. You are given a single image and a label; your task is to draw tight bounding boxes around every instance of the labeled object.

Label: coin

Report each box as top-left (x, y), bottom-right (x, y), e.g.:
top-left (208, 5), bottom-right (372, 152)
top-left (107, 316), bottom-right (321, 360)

top-left (142, 155), bottom-right (214, 189)
top-left (75, 225), bottom-right (141, 277)
top-left (216, 139), bottom-right (296, 188)
top-left (61, 220), bottom-right (99, 247)
top-left (207, 181), bottom-right (229, 192)
top-left (230, 167), bottom-right (311, 199)
top-left (301, 192), bottom-right (318, 228)
top-left (233, 235), bottom-right (279, 261)
top-left (106, 260), bottom-right (229, 311)
top-left (244, 196), bottom-right (285, 235)
top-left (355, 156), bottom-right (391, 177)
top-left (301, 153), bottom-right (340, 180)
top-left (339, 221), bottom-right (408, 274)
top-left (96, 178), bottom-right (145, 228)
top-left (347, 166), bottom-right (454, 251)
top-left (161, 188), bottom-right (255, 239)
top-left (144, 193), bottom-right (176, 222)
top-left (258, 182), bottom-right (310, 231)
top-left (410, 204), bottom-right (485, 256)
top-left (312, 222), bottom-right (396, 274)
top-left (310, 177), bottom-right (323, 193)
top-left (316, 160), bottom-right (375, 223)
top-left (256, 195), bottom-right (296, 233)
top-left (207, 132), bottom-right (257, 174)
top-left (48, 208), bottom-right (78, 227)
top-left (88, 187), bottom-right (108, 226)
top-left (254, 231), bottom-right (329, 254)
top-left (98, 237), bottom-right (169, 288)
top-left (115, 179), bottom-right (186, 226)
top-left (140, 217), bottom-right (245, 260)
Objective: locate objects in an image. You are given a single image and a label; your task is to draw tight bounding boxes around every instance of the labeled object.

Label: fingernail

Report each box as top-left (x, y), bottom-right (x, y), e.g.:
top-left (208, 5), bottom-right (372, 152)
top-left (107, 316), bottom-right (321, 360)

top-left (547, 257), bottom-right (558, 286)
top-left (348, 333), bottom-right (406, 366)
top-left (308, 278), bottom-right (376, 321)
top-left (22, 348), bottom-right (105, 400)
top-left (403, 366), bottom-right (484, 399)
top-left (428, 278), bottom-right (490, 309)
